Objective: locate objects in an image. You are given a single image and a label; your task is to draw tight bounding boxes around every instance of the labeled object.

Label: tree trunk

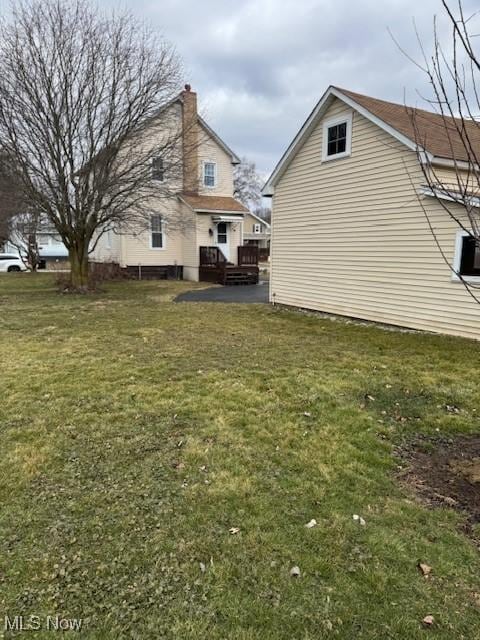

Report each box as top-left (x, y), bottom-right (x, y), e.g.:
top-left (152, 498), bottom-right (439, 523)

top-left (27, 234), bottom-right (38, 272)
top-left (69, 244), bottom-right (89, 290)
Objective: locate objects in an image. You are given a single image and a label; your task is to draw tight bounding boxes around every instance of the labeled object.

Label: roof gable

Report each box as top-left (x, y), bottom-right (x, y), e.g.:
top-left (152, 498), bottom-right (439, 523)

top-left (148, 94), bottom-right (241, 165)
top-left (245, 210), bottom-right (271, 228)
top-left (197, 116), bottom-right (240, 165)
top-left (263, 85), bottom-right (480, 195)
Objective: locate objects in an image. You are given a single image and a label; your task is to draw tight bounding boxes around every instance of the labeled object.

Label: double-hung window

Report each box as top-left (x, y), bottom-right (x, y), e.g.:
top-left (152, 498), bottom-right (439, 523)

top-left (322, 113), bottom-right (352, 161)
top-left (253, 223), bottom-right (261, 234)
top-left (327, 123), bottom-right (347, 156)
top-left (151, 214), bottom-right (163, 249)
top-left (203, 162), bottom-right (216, 187)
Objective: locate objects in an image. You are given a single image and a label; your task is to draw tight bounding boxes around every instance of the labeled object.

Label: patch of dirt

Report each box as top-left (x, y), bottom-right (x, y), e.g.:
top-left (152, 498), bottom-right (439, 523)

top-left (397, 435), bottom-right (480, 529)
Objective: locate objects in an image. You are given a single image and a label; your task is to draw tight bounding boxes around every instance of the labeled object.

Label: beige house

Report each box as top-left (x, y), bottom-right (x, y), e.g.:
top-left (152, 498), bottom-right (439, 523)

top-left (263, 86), bottom-right (480, 340)
top-left (92, 86), bottom-right (258, 284)
top-left (242, 211), bottom-right (271, 253)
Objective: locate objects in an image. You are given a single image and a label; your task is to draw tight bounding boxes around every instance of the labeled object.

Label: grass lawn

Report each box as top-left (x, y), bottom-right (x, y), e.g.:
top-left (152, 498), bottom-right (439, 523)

top-left (1, 274), bottom-right (480, 639)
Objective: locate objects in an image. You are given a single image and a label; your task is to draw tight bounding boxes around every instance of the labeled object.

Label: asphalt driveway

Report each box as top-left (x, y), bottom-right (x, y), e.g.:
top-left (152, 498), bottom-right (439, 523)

top-left (175, 283), bottom-right (269, 303)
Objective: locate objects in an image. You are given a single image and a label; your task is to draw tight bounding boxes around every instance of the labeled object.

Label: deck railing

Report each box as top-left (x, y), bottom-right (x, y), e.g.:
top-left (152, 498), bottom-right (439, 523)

top-left (199, 245), bottom-right (259, 285)
top-left (199, 246), bottom-right (227, 267)
top-left (237, 245), bottom-right (259, 266)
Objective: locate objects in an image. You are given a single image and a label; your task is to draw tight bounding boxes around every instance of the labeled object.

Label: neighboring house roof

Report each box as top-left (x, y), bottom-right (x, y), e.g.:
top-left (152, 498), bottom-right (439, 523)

top-left (245, 210), bottom-right (271, 229)
top-left (179, 194), bottom-right (248, 214)
top-left (119, 90), bottom-right (241, 166)
top-left (263, 85), bottom-right (480, 195)
top-left (158, 92), bottom-right (241, 165)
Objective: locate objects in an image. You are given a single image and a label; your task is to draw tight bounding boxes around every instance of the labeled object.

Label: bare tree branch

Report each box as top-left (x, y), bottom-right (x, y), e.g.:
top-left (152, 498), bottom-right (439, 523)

top-left (233, 157), bottom-right (264, 209)
top-left (396, 1), bottom-right (480, 300)
top-left (0, 0), bottom-right (186, 289)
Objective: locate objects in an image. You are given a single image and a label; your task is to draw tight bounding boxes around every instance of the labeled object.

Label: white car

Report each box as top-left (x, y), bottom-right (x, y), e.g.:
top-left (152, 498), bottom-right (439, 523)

top-left (0, 253), bottom-right (28, 272)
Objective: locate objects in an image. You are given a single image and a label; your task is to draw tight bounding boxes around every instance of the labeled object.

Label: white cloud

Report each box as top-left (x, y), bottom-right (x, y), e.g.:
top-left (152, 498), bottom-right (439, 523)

top-left (101, 0), bottom-right (479, 174)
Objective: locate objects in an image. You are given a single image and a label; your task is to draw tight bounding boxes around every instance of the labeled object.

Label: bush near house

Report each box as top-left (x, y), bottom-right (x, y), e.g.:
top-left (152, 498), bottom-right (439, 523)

top-left (1, 275), bottom-right (480, 639)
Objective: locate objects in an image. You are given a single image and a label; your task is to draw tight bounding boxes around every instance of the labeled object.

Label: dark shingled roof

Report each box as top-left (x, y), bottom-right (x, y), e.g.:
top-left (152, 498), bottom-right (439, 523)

top-left (337, 87), bottom-right (480, 162)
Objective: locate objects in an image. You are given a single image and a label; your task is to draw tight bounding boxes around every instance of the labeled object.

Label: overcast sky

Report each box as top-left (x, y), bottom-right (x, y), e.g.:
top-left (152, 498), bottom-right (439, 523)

top-left (104, 1), bottom-right (476, 176)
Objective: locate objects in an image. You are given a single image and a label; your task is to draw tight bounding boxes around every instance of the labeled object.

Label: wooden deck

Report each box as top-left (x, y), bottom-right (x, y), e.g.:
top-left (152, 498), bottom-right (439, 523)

top-left (199, 246), bottom-right (259, 285)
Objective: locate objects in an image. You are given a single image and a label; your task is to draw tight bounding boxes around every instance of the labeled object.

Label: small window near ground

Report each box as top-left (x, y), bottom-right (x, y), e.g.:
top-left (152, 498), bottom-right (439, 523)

top-left (459, 234), bottom-right (480, 276)
top-left (203, 162), bottom-right (216, 187)
top-left (151, 214), bottom-right (163, 248)
top-left (253, 223), bottom-right (261, 234)
top-left (152, 157), bottom-right (164, 181)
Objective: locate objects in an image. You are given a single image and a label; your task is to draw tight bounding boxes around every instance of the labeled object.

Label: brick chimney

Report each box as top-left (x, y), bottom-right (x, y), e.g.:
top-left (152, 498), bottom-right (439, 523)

top-left (181, 84), bottom-right (199, 194)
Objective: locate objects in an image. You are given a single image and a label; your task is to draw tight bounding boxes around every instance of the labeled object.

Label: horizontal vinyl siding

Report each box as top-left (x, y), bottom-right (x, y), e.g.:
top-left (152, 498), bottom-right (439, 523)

top-left (90, 231), bottom-right (121, 263)
top-left (198, 128), bottom-right (234, 197)
top-left (122, 197), bottom-right (184, 267)
top-left (271, 98), bottom-right (480, 340)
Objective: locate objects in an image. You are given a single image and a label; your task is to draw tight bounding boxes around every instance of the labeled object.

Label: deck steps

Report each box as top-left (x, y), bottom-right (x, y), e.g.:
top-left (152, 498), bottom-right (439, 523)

top-left (224, 269), bottom-right (259, 285)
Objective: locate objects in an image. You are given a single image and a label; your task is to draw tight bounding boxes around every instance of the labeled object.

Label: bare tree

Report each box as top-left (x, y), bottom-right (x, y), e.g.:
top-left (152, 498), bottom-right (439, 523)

top-left (234, 157), bottom-right (264, 210)
top-left (398, 0), bottom-right (480, 300)
top-left (0, 0), bottom-right (184, 289)
top-left (0, 156), bottom-right (24, 246)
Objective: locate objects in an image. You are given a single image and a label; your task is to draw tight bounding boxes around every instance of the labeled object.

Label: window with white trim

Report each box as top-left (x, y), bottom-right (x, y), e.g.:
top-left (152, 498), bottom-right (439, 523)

top-left (322, 113), bottom-right (352, 161)
top-left (253, 223), bottom-right (261, 234)
top-left (151, 156), bottom-right (164, 181)
top-left (203, 162), bottom-right (216, 187)
top-left (453, 231), bottom-right (480, 279)
top-left (151, 214), bottom-right (163, 248)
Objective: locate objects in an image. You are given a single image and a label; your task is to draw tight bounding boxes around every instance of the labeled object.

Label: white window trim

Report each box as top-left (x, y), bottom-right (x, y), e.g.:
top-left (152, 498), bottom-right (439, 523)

top-left (150, 214), bottom-right (166, 251)
top-left (321, 112), bottom-right (353, 162)
top-left (202, 161), bottom-right (217, 189)
top-left (452, 229), bottom-right (480, 283)
top-left (253, 223), bottom-right (261, 234)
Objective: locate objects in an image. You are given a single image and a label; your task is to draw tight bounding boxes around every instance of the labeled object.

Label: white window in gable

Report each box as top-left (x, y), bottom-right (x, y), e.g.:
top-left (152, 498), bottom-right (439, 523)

top-left (203, 162), bottom-right (216, 187)
top-left (253, 223), bottom-right (261, 234)
top-left (151, 214), bottom-right (163, 249)
top-left (322, 113), bottom-right (352, 162)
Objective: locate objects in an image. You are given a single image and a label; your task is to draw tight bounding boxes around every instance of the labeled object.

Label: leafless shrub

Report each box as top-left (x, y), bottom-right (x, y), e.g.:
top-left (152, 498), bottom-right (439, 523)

top-left (89, 261), bottom-right (127, 283)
